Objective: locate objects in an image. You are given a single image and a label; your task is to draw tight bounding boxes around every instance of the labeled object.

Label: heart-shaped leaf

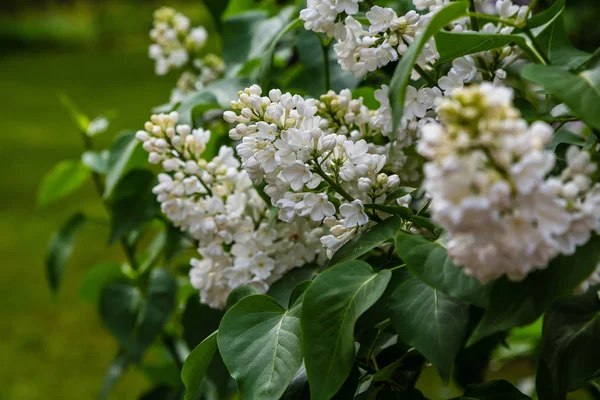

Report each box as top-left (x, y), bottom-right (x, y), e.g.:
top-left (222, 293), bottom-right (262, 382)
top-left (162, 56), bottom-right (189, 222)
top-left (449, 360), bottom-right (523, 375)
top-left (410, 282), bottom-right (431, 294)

top-left (182, 332), bottom-right (218, 400)
top-left (218, 295), bottom-right (303, 400)
top-left (301, 261), bottom-right (391, 400)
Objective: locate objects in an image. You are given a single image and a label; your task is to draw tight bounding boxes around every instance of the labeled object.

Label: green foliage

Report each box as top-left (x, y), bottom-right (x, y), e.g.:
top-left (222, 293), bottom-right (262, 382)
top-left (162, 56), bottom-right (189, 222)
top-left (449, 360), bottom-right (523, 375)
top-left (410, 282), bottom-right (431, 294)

top-left (389, 275), bottom-right (469, 382)
top-left (45, 212), bottom-right (87, 293)
top-left (521, 64), bottom-right (600, 131)
top-left (79, 262), bottom-right (128, 306)
top-left (451, 380), bottom-right (532, 399)
top-left (218, 295), bottom-right (303, 400)
top-left (435, 31), bottom-right (535, 64)
top-left (536, 289), bottom-right (600, 399)
top-left (108, 170), bottom-right (159, 243)
top-left (104, 131), bottom-right (148, 198)
top-left (389, 0), bottom-right (468, 132)
top-left (37, 159), bottom-right (90, 207)
top-left (182, 332), bottom-right (218, 400)
top-left (469, 235), bottom-right (600, 345)
top-left (395, 231), bottom-right (490, 308)
top-left (329, 216), bottom-right (400, 266)
top-left (301, 261), bottom-right (391, 400)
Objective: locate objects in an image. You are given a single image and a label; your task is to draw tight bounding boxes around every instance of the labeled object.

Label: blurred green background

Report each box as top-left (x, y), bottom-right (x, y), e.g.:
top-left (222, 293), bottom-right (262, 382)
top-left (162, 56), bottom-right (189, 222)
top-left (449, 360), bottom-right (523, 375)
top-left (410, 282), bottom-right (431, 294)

top-left (1, 0), bottom-right (599, 399)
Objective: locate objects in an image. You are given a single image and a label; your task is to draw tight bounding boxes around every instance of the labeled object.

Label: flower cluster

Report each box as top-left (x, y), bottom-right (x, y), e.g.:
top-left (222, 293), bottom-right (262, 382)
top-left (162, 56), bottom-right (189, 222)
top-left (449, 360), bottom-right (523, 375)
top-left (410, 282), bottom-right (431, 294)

top-left (225, 85), bottom-right (409, 255)
top-left (418, 83), bottom-right (600, 283)
top-left (149, 7), bottom-right (224, 102)
top-left (136, 112), bottom-right (322, 308)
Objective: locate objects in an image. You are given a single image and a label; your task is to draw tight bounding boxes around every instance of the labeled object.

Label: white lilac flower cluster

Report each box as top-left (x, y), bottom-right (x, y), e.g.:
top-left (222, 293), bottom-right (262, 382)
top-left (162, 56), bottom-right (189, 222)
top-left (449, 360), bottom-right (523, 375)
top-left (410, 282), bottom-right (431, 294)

top-left (418, 83), bottom-right (600, 283)
top-left (136, 112), bottom-right (322, 308)
top-left (224, 85), bottom-right (408, 256)
top-left (301, 0), bottom-right (526, 84)
top-left (149, 7), bottom-right (224, 103)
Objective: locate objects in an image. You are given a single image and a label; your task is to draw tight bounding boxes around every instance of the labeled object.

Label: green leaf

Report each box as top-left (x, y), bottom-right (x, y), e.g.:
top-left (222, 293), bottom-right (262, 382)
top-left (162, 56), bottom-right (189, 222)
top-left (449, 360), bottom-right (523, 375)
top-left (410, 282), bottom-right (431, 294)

top-left (521, 64), bottom-right (600, 131)
top-left (550, 129), bottom-right (586, 151)
top-left (289, 29), bottom-right (358, 97)
top-left (135, 269), bottom-right (178, 357)
top-left (58, 92), bottom-right (90, 133)
top-left (98, 350), bottom-right (130, 400)
top-left (389, 1), bottom-right (469, 133)
top-left (45, 212), bottom-right (87, 293)
top-left (182, 295), bottom-right (224, 348)
top-left (536, 290), bottom-right (600, 399)
top-left (99, 282), bottom-right (143, 348)
top-left (222, 9), bottom-right (293, 75)
top-left (182, 332), bottom-right (218, 400)
top-left (434, 31), bottom-right (536, 65)
top-left (268, 265), bottom-right (316, 307)
top-left (389, 275), bottom-right (469, 382)
top-left (469, 235), bottom-right (600, 345)
top-left (80, 262), bottom-right (128, 306)
top-left (104, 131), bottom-right (148, 198)
top-left (329, 216), bottom-right (401, 267)
top-left (37, 159), bottom-right (90, 207)
top-left (257, 18), bottom-right (303, 88)
top-left (395, 231), bottom-right (490, 308)
top-left (203, 0), bottom-right (230, 27)
top-left (218, 295), bottom-right (303, 400)
top-left (82, 150), bottom-right (110, 174)
top-left (451, 380), bottom-right (531, 399)
top-left (301, 261), bottom-right (391, 400)
top-left (225, 285), bottom-right (261, 310)
top-left (108, 170), bottom-right (159, 243)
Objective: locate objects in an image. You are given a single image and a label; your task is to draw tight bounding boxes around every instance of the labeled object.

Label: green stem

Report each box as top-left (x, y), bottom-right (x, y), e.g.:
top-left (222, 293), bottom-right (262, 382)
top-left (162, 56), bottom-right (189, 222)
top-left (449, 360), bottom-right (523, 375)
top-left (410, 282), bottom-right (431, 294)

top-left (319, 35), bottom-right (332, 92)
top-left (413, 64), bottom-right (438, 87)
top-left (388, 264), bottom-right (406, 272)
top-left (79, 131), bottom-right (139, 270)
top-left (524, 27), bottom-right (551, 65)
top-left (468, 0), bottom-right (480, 31)
top-left (312, 164), bottom-right (354, 202)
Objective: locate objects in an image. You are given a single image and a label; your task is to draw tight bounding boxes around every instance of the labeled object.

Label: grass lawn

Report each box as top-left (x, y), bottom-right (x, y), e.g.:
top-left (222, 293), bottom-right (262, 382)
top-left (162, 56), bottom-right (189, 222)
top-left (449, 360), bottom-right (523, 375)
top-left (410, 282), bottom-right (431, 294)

top-left (0, 49), bottom-right (174, 399)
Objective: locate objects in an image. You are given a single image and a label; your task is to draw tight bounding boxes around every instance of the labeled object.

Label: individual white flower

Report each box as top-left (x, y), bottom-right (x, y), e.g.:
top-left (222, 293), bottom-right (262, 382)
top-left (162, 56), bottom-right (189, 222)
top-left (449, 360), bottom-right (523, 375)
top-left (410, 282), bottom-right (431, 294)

top-left (340, 199), bottom-right (369, 227)
top-left (296, 193), bottom-right (337, 221)
top-left (282, 161), bottom-right (313, 191)
top-left (367, 6), bottom-right (397, 34)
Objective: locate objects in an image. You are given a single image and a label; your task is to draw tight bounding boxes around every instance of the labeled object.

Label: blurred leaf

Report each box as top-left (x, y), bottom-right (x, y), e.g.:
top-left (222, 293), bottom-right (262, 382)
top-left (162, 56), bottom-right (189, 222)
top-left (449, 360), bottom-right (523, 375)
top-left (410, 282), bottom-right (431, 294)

top-left (182, 295), bottom-right (224, 348)
top-left (80, 262), bottom-right (128, 306)
top-left (469, 235), bottom-right (600, 345)
top-left (108, 170), bottom-right (159, 244)
top-left (87, 116), bottom-right (110, 137)
top-left (537, 289), bottom-right (600, 399)
top-left (389, 1), bottom-right (468, 133)
top-left (100, 282), bottom-right (143, 349)
top-left (289, 29), bottom-right (358, 96)
top-left (435, 31), bottom-right (536, 64)
top-left (289, 281), bottom-right (312, 309)
top-left (182, 332), bottom-right (218, 400)
top-left (104, 131), bottom-right (148, 198)
top-left (225, 285), bottom-right (261, 310)
top-left (389, 275), bottom-right (468, 382)
top-left (58, 92), bottom-right (89, 133)
top-left (268, 265), bottom-right (316, 307)
top-left (329, 216), bottom-right (401, 267)
top-left (451, 380), bottom-right (531, 399)
top-left (135, 269), bottom-right (178, 357)
top-left (257, 18), bottom-right (303, 88)
top-left (37, 159), bottom-right (90, 207)
top-left (550, 129), bottom-right (586, 151)
top-left (395, 231), bottom-right (490, 308)
top-left (203, 0), bottom-right (230, 27)
top-left (352, 87), bottom-right (379, 109)
top-left (45, 212), bottom-right (87, 293)
top-left (138, 385), bottom-right (178, 400)
top-left (82, 150), bottom-right (110, 174)
top-left (521, 64), bottom-right (600, 131)
top-left (281, 364), bottom-right (310, 400)
top-left (218, 295), bottom-right (303, 400)
top-left (222, 0), bottom-right (255, 19)
top-left (98, 350), bottom-right (130, 400)
top-left (301, 261), bottom-right (391, 400)
top-left (222, 8), bottom-right (294, 75)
